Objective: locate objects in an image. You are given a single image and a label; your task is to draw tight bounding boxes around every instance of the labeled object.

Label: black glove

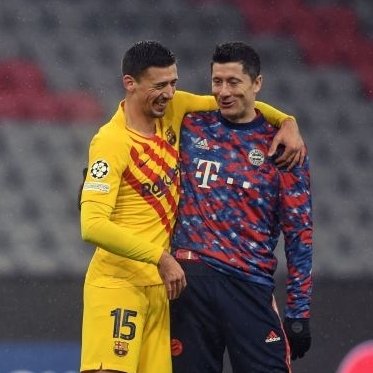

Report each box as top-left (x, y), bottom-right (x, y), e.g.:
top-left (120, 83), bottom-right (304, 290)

top-left (77, 167), bottom-right (88, 210)
top-left (283, 318), bottom-right (311, 360)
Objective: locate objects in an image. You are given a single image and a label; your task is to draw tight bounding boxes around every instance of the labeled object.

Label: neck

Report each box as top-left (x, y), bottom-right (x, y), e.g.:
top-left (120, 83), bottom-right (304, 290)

top-left (240, 108), bottom-right (257, 123)
top-left (124, 101), bottom-right (156, 136)
top-left (224, 108), bottom-right (257, 124)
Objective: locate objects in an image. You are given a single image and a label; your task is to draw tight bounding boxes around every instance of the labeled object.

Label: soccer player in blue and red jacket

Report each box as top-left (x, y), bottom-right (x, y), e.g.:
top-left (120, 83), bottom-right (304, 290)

top-left (171, 42), bottom-right (313, 373)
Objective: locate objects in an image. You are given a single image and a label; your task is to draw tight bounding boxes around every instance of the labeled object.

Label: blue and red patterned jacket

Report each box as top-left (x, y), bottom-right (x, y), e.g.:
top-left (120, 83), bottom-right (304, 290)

top-left (171, 110), bottom-right (313, 318)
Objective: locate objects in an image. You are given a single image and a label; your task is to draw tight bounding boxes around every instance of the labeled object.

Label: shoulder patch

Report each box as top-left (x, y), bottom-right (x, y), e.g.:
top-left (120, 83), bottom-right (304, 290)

top-left (90, 160), bottom-right (109, 179)
top-left (83, 181), bottom-right (110, 193)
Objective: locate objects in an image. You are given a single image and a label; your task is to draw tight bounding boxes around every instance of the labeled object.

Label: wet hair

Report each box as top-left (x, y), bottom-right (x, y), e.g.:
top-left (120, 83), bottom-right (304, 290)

top-left (211, 42), bottom-right (261, 80)
top-left (121, 40), bottom-right (176, 80)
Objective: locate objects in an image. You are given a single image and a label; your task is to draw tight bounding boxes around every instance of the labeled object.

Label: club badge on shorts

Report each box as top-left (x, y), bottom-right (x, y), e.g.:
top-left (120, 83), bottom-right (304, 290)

top-left (113, 340), bottom-right (129, 357)
top-left (171, 338), bottom-right (183, 356)
top-left (248, 149), bottom-right (265, 166)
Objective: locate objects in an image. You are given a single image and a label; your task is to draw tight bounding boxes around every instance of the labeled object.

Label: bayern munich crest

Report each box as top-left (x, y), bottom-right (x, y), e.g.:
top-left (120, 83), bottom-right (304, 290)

top-left (90, 160), bottom-right (109, 179)
top-left (248, 149), bottom-right (265, 166)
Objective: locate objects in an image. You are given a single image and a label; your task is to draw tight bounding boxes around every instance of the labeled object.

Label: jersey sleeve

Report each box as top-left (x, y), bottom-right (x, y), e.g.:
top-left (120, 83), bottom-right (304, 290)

top-left (278, 155), bottom-right (313, 319)
top-left (81, 201), bottom-right (163, 265)
top-left (80, 131), bottom-right (163, 265)
top-left (81, 131), bottom-right (127, 208)
top-left (255, 101), bottom-right (295, 127)
top-left (174, 90), bottom-right (217, 112)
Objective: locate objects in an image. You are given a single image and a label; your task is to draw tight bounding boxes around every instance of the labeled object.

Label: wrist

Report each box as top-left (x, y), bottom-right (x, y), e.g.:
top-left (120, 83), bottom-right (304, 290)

top-left (284, 318), bottom-right (309, 333)
top-left (281, 117), bottom-right (298, 129)
top-left (157, 250), bottom-right (172, 267)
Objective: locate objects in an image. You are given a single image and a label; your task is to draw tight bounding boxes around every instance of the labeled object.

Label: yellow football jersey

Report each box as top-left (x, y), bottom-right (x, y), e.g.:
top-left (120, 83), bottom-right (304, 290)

top-left (81, 91), bottom-right (216, 287)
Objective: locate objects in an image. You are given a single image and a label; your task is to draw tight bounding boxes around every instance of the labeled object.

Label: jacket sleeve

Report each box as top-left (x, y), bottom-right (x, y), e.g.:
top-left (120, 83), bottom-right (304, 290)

top-left (278, 155), bottom-right (313, 318)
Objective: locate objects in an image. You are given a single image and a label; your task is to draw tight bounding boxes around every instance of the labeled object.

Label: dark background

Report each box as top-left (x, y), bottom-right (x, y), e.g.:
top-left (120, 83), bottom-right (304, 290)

top-left (1, 275), bottom-right (373, 372)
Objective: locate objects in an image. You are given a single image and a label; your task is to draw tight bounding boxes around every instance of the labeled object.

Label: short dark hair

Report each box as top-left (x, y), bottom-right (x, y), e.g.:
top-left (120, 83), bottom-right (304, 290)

top-left (211, 42), bottom-right (260, 80)
top-left (121, 40), bottom-right (176, 79)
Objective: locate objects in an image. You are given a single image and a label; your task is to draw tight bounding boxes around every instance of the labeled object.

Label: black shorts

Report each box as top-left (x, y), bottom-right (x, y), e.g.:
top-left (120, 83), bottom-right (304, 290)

top-left (170, 260), bottom-right (290, 373)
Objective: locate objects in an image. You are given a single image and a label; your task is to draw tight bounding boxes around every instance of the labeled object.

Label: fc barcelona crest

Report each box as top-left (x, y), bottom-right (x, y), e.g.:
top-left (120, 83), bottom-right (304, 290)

top-left (113, 340), bottom-right (129, 357)
top-left (166, 126), bottom-right (177, 145)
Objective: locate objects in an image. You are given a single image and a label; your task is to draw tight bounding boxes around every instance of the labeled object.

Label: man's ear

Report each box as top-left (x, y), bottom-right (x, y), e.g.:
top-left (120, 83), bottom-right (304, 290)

top-left (254, 74), bottom-right (262, 94)
top-left (123, 74), bottom-right (136, 92)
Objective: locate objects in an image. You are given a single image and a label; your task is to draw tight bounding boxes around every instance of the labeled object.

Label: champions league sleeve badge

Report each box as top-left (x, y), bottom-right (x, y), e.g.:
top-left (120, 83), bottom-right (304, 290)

top-left (248, 149), bottom-right (265, 166)
top-left (90, 160), bottom-right (109, 179)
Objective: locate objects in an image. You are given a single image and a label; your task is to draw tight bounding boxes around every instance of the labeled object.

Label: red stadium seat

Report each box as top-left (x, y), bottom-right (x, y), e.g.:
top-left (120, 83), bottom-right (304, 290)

top-left (0, 93), bottom-right (19, 118)
top-left (25, 94), bottom-right (61, 122)
top-left (0, 59), bottom-right (103, 122)
top-left (226, 0), bottom-right (372, 99)
top-left (355, 62), bottom-right (373, 99)
top-left (0, 60), bottom-right (47, 95)
top-left (0, 92), bottom-right (59, 121)
top-left (56, 91), bottom-right (103, 123)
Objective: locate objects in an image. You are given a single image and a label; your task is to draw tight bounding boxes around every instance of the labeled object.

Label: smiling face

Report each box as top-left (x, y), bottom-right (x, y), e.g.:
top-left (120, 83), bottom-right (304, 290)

top-left (211, 62), bottom-right (262, 123)
top-left (124, 64), bottom-right (178, 119)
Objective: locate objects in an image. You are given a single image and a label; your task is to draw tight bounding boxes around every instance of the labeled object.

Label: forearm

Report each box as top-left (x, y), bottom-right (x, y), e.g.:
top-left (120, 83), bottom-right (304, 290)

top-left (283, 210), bottom-right (313, 318)
top-left (285, 242), bottom-right (313, 318)
top-left (176, 90), bottom-right (217, 112)
top-left (280, 159), bottom-right (313, 318)
top-left (81, 201), bottom-right (164, 265)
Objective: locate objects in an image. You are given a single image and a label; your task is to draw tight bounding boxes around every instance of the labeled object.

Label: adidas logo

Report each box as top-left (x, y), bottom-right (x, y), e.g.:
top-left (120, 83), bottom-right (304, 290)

top-left (194, 138), bottom-right (209, 150)
top-left (265, 330), bottom-right (281, 343)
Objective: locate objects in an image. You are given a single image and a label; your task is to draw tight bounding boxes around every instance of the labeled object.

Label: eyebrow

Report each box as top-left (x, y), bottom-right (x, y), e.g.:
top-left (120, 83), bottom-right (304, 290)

top-left (212, 76), bottom-right (242, 82)
top-left (154, 78), bottom-right (178, 85)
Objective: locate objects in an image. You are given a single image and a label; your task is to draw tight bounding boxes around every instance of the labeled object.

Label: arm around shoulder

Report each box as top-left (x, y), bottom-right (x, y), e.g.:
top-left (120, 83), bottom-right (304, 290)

top-left (254, 100), bottom-right (295, 127)
top-left (255, 101), bottom-right (306, 168)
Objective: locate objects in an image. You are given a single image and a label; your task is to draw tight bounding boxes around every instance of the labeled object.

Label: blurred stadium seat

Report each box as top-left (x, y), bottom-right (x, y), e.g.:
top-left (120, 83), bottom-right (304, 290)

top-left (0, 0), bottom-right (372, 279)
top-left (0, 59), bottom-right (103, 122)
top-left (229, 0), bottom-right (373, 98)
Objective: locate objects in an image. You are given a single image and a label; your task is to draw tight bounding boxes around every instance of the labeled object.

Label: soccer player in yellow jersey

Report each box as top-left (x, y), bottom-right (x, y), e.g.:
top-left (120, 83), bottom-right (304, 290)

top-left (79, 41), bottom-right (305, 373)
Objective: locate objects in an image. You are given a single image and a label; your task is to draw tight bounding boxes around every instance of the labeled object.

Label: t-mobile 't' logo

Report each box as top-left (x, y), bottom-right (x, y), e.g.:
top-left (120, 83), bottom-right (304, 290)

top-left (195, 159), bottom-right (221, 188)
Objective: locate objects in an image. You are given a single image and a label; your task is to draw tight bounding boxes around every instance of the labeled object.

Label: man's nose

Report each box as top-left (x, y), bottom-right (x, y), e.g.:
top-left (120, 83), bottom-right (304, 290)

top-left (163, 84), bottom-right (175, 99)
top-left (218, 83), bottom-right (230, 97)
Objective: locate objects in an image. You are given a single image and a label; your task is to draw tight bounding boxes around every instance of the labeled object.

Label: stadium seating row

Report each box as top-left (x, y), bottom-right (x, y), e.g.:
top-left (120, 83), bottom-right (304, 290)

top-left (0, 122), bottom-right (97, 275)
top-left (0, 0), bottom-right (372, 277)
top-left (225, 0), bottom-right (373, 98)
top-left (0, 60), bottom-right (103, 122)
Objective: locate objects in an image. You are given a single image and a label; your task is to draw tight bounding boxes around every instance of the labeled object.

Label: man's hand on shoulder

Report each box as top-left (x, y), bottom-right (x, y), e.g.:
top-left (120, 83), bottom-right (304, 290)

top-left (268, 118), bottom-right (306, 170)
top-left (157, 251), bottom-right (187, 300)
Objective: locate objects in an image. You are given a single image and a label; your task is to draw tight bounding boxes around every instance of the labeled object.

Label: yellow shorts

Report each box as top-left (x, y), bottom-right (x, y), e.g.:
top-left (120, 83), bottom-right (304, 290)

top-left (80, 283), bottom-right (171, 373)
